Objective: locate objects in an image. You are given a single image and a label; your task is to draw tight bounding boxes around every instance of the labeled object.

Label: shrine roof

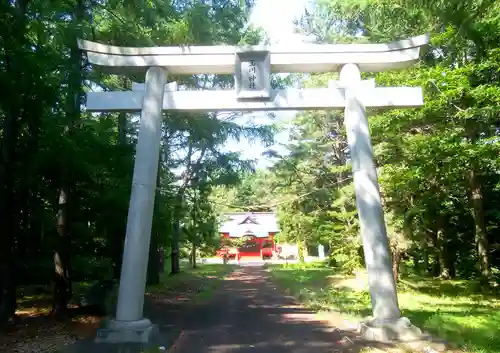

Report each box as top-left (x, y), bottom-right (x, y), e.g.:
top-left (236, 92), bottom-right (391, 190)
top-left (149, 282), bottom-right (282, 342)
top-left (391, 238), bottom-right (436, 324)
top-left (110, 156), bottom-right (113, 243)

top-left (219, 212), bottom-right (279, 238)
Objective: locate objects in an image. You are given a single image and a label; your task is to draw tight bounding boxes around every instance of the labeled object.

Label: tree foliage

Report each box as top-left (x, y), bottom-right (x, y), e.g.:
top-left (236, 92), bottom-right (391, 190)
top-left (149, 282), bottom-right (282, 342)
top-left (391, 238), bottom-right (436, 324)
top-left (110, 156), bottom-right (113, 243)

top-left (288, 0), bottom-right (500, 282)
top-left (0, 0), bottom-right (273, 322)
top-left (220, 0), bottom-right (500, 285)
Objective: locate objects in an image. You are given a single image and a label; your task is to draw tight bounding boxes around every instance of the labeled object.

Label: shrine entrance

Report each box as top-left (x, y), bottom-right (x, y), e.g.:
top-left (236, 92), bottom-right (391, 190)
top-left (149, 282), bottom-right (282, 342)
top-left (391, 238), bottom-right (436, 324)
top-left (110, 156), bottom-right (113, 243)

top-left (218, 212), bottom-right (279, 260)
top-left (79, 34), bottom-right (428, 343)
top-left (219, 234), bottom-right (275, 260)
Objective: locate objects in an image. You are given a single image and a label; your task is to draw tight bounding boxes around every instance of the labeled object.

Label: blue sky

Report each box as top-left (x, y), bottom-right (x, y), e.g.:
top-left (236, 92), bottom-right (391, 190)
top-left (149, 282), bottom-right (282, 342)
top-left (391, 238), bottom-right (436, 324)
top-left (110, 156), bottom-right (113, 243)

top-left (220, 0), bottom-right (311, 169)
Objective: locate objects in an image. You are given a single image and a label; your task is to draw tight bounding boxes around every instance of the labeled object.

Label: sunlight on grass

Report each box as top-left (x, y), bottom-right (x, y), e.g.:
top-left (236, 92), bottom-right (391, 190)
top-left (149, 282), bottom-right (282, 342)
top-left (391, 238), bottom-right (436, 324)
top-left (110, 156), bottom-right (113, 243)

top-left (158, 263), bottom-right (238, 284)
top-left (268, 263), bottom-right (500, 353)
top-left (147, 263), bottom-right (237, 302)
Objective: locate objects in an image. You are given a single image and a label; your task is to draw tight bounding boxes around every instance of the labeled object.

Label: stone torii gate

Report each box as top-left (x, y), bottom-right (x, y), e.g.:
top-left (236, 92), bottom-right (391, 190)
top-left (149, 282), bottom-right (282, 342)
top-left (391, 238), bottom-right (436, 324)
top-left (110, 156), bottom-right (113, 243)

top-left (78, 34), bottom-right (428, 344)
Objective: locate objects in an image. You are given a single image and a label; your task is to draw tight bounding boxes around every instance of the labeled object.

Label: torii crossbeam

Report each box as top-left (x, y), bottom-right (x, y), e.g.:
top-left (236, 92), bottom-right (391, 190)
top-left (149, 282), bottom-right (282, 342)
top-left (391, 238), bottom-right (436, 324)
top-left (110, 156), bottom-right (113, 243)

top-left (80, 34), bottom-right (429, 344)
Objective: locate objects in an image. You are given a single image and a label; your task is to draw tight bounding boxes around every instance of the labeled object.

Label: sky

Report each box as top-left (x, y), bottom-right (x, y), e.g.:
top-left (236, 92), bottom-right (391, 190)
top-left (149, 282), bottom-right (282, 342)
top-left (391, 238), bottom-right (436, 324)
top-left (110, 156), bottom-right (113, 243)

top-left (220, 0), bottom-right (311, 169)
top-left (249, 0), bottom-right (310, 45)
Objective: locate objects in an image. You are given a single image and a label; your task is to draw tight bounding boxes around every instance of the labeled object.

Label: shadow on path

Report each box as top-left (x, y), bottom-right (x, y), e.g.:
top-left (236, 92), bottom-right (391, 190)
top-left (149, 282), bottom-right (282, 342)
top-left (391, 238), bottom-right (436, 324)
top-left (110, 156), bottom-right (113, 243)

top-left (170, 266), bottom-right (393, 353)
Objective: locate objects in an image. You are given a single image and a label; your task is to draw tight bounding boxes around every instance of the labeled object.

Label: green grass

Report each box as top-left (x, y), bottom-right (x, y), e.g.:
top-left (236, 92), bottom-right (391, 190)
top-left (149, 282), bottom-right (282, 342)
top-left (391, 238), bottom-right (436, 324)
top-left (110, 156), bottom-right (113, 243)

top-left (158, 262), bottom-right (238, 284)
top-left (147, 263), bottom-right (237, 302)
top-left (268, 263), bottom-right (500, 353)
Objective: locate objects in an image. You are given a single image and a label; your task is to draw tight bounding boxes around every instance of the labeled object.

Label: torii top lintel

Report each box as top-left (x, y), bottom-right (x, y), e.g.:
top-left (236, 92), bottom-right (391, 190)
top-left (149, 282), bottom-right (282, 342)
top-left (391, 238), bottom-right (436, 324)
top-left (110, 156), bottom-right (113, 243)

top-left (77, 34), bottom-right (429, 75)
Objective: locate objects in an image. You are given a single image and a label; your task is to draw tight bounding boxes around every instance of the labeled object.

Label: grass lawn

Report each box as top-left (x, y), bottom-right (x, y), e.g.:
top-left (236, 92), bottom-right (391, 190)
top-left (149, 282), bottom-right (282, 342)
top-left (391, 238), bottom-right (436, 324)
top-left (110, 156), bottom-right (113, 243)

top-left (267, 263), bottom-right (500, 353)
top-left (147, 262), bottom-right (237, 302)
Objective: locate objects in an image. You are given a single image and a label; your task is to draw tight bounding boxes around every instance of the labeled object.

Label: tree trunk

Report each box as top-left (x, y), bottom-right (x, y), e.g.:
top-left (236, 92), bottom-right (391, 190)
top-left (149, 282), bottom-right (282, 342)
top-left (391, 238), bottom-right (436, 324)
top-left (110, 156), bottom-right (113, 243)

top-left (147, 156), bottom-right (163, 285)
top-left (445, 245), bottom-right (456, 279)
top-left (0, 115), bottom-right (19, 323)
top-left (0, 0), bottom-right (31, 325)
top-left (52, 251), bottom-right (71, 316)
top-left (52, 0), bottom-right (84, 315)
top-left (52, 190), bottom-right (72, 316)
top-left (429, 230), bottom-right (440, 277)
top-left (411, 252), bottom-right (420, 274)
top-left (437, 227), bottom-right (451, 279)
top-left (158, 247), bottom-right (165, 274)
top-left (391, 245), bottom-right (402, 282)
top-left (468, 169), bottom-right (490, 283)
top-left (147, 241), bottom-right (160, 285)
top-left (297, 237), bottom-right (305, 263)
top-left (171, 213), bottom-right (181, 275)
top-left (0, 262), bottom-right (16, 324)
top-left (422, 240), bottom-right (429, 275)
top-left (191, 243), bottom-right (197, 269)
top-left (22, 92), bottom-right (42, 284)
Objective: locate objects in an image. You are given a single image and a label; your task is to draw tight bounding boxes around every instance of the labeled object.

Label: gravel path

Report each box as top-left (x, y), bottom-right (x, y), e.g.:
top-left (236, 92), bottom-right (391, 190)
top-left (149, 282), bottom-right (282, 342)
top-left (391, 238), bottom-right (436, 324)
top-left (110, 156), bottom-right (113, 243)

top-left (168, 266), bottom-right (374, 353)
top-left (68, 265), bottom-right (393, 353)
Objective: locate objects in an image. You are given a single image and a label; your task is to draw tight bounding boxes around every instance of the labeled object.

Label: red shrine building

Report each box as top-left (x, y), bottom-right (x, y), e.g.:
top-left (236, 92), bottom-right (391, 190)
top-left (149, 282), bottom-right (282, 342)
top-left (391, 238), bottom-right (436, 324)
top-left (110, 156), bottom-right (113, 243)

top-left (217, 212), bottom-right (279, 260)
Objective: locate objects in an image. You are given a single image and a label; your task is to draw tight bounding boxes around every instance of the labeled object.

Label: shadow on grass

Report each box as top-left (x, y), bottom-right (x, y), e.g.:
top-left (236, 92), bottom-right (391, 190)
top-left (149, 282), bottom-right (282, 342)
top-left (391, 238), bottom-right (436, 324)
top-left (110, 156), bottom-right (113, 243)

top-left (269, 265), bottom-right (500, 353)
top-left (403, 308), bottom-right (500, 352)
top-left (397, 277), bottom-right (500, 352)
top-left (399, 276), bottom-right (499, 298)
top-left (267, 265), bottom-right (372, 318)
top-left (148, 264), bottom-right (238, 296)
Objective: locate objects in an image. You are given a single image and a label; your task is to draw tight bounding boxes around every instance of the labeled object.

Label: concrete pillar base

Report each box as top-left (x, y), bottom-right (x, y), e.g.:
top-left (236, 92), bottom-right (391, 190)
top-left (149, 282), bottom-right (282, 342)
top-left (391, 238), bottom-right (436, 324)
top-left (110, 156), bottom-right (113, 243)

top-left (358, 317), bottom-right (426, 343)
top-left (95, 318), bottom-right (158, 344)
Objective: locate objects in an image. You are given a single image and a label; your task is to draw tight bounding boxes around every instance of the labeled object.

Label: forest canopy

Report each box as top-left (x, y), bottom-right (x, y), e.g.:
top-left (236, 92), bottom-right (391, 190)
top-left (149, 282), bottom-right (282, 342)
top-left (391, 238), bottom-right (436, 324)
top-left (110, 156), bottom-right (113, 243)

top-left (213, 0), bottom-right (500, 285)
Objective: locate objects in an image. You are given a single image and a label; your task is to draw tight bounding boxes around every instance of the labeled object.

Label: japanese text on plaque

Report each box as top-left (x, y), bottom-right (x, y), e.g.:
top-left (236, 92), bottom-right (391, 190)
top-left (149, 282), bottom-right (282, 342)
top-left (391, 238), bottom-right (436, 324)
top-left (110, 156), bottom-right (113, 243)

top-left (248, 59), bottom-right (256, 89)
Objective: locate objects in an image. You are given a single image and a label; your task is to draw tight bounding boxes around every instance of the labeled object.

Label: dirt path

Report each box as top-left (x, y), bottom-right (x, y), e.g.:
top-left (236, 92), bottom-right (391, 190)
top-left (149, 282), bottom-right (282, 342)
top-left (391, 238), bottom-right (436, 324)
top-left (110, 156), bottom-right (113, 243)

top-left (168, 265), bottom-right (390, 353)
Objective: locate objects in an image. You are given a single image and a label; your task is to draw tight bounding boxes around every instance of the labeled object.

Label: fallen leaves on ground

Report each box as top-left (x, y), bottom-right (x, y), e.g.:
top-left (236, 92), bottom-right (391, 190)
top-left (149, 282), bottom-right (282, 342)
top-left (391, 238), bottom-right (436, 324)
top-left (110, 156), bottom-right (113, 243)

top-left (0, 307), bottom-right (103, 353)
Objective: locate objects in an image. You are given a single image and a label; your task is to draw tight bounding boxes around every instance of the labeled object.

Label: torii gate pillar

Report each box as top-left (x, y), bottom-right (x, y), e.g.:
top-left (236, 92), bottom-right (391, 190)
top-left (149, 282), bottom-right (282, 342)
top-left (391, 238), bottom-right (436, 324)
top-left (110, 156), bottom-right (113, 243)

top-left (342, 63), bottom-right (401, 321)
top-left (95, 67), bottom-right (167, 344)
top-left (79, 34), bottom-right (428, 345)
top-left (340, 64), bottom-right (420, 340)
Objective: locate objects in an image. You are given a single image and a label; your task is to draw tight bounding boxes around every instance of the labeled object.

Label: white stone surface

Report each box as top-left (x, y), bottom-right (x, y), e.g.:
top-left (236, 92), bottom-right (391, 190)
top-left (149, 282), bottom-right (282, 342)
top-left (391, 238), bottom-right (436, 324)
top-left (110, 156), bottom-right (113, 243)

top-left (95, 318), bottom-right (158, 343)
top-left (78, 35), bottom-right (429, 74)
top-left (341, 63), bottom-right (401, 321)
top-left (235, 50), bottom-right (271, 99)
top-left (132, 81), bottom-right (178, 91)
top-left (358, 317), bottom-right (425, 342)
top-left (85, 86), bottom-right (423, 112)
top-left (114, 67), bottom-right (167, 323)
